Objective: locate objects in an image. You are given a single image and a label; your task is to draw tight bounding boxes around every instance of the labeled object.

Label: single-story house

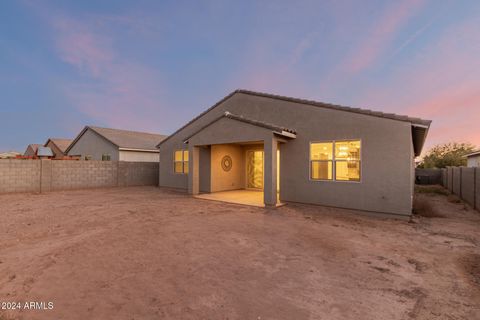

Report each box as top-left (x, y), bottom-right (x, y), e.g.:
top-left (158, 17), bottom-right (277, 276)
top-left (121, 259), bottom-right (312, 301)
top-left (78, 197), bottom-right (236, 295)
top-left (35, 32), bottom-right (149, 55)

top-left (157, 90), bottom-right (431, 216)
top-left (466, 150), bottom-right (480, 167)
top-left (24, 144), bottom-right (42, 157)
top-left (0, 151), bottom-right (21, 159)
top-left (44, 138), bottom-right (73, 159)
top-left (66, 126), bottom-right (167, 162)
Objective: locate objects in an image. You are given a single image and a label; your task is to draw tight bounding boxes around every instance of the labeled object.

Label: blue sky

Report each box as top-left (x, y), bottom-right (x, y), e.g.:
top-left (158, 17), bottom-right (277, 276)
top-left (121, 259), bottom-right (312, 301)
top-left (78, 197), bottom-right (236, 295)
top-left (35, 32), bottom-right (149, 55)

top-left (1, 0), bottom-right (479, 153)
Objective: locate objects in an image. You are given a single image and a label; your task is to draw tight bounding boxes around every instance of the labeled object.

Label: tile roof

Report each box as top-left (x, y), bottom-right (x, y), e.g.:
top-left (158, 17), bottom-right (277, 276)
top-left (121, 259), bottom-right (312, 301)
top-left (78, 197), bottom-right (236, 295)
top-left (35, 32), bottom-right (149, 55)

top-left (466, 150), bottom-right (480, 157)
top-left (88, 126), bottom-right (167, 151)
top-left (46, 138), bottom-right (73, 153)
top-left (224, 112), bottom-right (297, 134)
top-left (157, 89), bottom-right (431, 148)
top-left (27, 144), bottom-right (41, 152)
top-left (183, 111), bottom-right (297, 142)
top-left (237, 89), bottom-right (432, 127)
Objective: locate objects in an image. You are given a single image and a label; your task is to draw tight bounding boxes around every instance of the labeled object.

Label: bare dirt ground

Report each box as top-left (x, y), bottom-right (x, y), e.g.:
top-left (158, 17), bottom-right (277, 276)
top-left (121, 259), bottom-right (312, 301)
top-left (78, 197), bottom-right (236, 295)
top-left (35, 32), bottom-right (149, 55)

top-left (0, 186), bottom-right (479, 320)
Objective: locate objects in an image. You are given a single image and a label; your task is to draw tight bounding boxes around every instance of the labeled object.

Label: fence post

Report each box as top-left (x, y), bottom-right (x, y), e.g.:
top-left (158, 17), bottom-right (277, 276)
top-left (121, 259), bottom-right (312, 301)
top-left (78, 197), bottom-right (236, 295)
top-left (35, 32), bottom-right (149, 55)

top-left (475, 168), bottom-right (477, 210)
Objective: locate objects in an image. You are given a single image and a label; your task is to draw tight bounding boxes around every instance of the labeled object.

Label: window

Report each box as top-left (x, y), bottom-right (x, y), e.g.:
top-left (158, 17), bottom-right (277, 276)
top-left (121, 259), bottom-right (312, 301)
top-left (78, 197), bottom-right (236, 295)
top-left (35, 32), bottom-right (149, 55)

top-left (310, 142), bottom-right (333, 180)
top-left (174, 150), bottom-right (189, 174)
top-left (102, 154), bottom-right (111, 161)
top-left (85, 155), bottom-right (92, 161)
top-left (310, 140), bottom-right (361, 182)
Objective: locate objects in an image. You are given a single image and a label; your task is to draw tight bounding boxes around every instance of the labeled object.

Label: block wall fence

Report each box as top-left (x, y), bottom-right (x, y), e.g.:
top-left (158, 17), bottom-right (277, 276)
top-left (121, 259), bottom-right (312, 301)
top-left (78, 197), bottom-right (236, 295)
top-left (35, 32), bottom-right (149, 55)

top-left (0, 160), bottom-right (158, 194)
top-left (441, 166), bottom-right (479, 211)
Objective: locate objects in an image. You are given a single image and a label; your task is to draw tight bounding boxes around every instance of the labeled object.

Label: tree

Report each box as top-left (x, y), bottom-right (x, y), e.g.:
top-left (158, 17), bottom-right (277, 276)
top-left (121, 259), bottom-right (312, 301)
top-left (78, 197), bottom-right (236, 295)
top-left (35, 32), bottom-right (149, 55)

top-left (418, 142), bottom-right (476, 168)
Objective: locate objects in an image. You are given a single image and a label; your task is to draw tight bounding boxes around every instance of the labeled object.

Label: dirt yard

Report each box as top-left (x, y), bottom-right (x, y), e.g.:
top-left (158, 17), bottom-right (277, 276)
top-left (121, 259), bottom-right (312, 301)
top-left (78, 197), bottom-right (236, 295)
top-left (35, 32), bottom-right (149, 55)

top-left (0, 186), bottom-right (479, 320)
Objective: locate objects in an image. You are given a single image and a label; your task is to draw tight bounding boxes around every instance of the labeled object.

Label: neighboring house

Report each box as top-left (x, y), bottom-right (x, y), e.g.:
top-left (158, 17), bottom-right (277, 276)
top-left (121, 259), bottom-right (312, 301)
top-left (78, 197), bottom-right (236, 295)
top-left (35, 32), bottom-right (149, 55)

top-left (466, 150), bottom-right (480, 167)
top-left (44, 138), bottom-right (73, 158)
top-left (36, 146), bottom-right (54, 159)
top-left (0, 151), bottom-right (21, 159)
top-left (157, 89), bottom-right (431, 216)
top-left (24, 144), bottom-right (42, 157)
top-left (66, 126), bottom-right (167, 162)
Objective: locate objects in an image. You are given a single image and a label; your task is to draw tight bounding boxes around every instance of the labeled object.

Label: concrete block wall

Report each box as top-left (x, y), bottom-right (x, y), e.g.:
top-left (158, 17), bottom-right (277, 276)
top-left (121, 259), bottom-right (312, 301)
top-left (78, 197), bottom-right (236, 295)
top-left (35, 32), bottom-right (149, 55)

top-left (0, 160), bottom-right (41, 193)
top-left (452, 167), bottom-right (461, 196)
top-left (444, 166), bottom-right (479, 211)
top-left (460, 168), bottom-right (475, 207)
top-left (0, 160), bottom-right (158, 194)
top-left (476, 169), bottom-right (480, 211)
top-left (118, 162), bottom-right (159, 187)
top-left (51, 161), bottom-right (118, 191)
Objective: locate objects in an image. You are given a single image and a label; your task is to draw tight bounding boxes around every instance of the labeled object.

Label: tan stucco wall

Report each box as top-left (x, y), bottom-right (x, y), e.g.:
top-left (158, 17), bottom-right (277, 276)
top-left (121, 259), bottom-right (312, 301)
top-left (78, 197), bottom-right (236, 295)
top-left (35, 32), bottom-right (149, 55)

top-left (68, 129), bottom-right (119, 161)
top-left (159, 92), bottom-right (415, 216)
top-left (210, 144), bottom-right (244, 192)
top-left (119, 150), bottom-right (159, 162)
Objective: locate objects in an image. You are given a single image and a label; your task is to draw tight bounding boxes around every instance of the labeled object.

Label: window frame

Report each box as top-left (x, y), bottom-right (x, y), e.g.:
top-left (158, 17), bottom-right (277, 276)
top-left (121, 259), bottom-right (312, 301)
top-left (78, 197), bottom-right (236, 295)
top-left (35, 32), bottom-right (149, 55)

top-left (309, 139), bottom-right (362, 183)
top-left (173, 149), bottom-right (189, 174)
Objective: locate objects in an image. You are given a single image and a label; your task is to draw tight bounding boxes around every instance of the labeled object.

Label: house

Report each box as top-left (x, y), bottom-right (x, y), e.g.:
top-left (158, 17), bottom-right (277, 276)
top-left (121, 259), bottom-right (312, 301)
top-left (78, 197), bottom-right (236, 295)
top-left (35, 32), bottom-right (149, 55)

top-left (0, 151), bottom-right (21, 159)
top-left (66, 126), bottom-right (167, 162)
top-left (44, 138), bottom-right (73, 159)
top-left (157, 90), bottom-right (431, 216)
top-left (36, 146), bottom-right (54, 159)
top-left (466, 150), bottom-right (480, 167)
top-left (23, 144), bottom-right (53, 159)
top-left (24, 144), bottom-right (42, 157)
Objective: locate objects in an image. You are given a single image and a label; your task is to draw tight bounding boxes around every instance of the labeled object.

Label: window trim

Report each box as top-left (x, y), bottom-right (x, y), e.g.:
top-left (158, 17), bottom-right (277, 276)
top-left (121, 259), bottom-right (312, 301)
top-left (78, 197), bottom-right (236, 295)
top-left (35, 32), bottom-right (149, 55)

top-left (173, 149), bottom-right (189, 174)
top-left (309, 139), bottom-right (362, 183)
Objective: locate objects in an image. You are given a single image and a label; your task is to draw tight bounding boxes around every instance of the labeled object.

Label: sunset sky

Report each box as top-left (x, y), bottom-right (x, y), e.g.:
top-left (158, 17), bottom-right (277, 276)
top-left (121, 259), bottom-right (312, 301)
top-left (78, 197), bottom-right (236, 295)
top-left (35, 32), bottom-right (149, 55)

top-left (1, 0), bottom-right (479, 155)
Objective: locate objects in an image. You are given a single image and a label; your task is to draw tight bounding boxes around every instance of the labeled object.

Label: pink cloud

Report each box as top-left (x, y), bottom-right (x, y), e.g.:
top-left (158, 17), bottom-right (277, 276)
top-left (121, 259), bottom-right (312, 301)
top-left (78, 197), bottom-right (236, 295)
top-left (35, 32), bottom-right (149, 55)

top-left (342, 0), bottom-right (427, 74)
top-left (40, 12), bottom-right (170, 133)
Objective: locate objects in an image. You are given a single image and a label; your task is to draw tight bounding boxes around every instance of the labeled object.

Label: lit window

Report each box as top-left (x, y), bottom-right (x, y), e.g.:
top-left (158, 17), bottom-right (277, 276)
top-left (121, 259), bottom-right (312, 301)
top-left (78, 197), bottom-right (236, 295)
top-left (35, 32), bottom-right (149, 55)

top-left (174, 150), bottom-right (189, 174)
top-left (335, 141), bottom-right (361, 181)
top-left (310, 142), bottom-right (333, 180)
top-left (310, 140), bottom-right (361, 182)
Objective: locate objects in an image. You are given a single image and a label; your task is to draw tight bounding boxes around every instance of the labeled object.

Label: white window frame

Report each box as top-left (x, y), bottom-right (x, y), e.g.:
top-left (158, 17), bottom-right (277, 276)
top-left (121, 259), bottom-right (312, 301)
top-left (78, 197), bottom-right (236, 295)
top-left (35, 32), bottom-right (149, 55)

top-left (309, 139), bottom-right (362, 183)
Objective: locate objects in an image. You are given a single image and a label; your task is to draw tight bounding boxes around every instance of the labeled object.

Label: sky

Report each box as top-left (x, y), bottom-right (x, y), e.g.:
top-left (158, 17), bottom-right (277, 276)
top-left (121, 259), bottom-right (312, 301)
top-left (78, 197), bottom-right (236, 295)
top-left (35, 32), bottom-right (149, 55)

top-left (0, 0), bottom-right (479, 155)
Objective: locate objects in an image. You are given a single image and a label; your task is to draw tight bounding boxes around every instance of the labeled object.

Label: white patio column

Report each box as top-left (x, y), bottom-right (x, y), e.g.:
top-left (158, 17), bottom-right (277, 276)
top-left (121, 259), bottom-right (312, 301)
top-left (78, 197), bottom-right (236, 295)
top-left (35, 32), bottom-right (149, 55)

top-left (264, 136), bottom-right (278, 207)
top-left (188, 145), bottom-right (200, 195)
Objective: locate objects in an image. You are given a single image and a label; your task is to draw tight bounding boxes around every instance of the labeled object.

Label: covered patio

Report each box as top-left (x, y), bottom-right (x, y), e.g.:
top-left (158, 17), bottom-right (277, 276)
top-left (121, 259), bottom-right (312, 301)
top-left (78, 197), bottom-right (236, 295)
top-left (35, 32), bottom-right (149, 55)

top-left (195, 190), bottom-right (283, 207)
top-left (184, 111), bottom-right (296, 207)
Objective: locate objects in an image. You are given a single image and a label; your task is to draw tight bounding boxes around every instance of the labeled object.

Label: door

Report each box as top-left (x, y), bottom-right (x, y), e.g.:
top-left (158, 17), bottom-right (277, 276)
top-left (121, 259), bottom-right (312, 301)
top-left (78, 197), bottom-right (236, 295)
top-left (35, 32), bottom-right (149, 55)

top-left (246, 150), bottom-right (264, 189)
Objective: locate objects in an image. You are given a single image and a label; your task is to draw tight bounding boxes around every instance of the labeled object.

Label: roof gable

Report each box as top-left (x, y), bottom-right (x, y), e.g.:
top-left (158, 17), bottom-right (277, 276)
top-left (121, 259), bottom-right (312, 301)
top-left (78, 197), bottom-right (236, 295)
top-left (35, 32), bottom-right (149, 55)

top-left (157, 89), bottom-right (432, 149)
top-left (66, 126), bottom-right (167, 153)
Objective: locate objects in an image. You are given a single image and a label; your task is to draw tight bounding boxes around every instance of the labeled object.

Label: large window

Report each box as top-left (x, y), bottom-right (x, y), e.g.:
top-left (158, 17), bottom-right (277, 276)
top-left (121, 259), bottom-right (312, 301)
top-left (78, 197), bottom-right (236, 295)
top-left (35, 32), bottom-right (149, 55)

top-left (310, 140), bottom-right (361, 182)
top-left (174, 150), bottom-right (189, 174)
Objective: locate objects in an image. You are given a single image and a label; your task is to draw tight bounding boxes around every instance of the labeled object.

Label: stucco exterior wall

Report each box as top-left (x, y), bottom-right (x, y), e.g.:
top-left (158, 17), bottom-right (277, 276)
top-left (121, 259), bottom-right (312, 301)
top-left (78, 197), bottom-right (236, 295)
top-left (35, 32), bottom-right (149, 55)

top-left (119, 150), bottom-right (159, 162)
top-left (159, 92), bottom-right (416, 215)
top-left (68, 129), bottom-right (119, 161)
top-left (468, 155), bottom-right (480, 167)
top-left (210, 144), bottom-right (245, 192)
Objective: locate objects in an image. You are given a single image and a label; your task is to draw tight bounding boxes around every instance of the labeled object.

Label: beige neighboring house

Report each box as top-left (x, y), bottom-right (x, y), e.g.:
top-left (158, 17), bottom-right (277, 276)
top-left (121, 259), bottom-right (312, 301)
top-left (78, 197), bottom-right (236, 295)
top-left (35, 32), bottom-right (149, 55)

top-left (0, 151), bottom-right (21, 159)
top-left (66, 126), bottom-right (167, 162)
top-left (44, 138), bottom-right (73, 159)
top-left (157, 89), bottom-right (431, 216)
top-left (466, 150), bottom-right (480, 167)
top-left (24, 144), bottom-right (42, 157)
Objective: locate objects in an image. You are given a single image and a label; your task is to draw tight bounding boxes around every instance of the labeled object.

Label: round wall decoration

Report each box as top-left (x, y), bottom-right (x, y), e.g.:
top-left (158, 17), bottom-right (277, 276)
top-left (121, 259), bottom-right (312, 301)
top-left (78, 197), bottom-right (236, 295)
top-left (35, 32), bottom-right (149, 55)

top-left (221, 155), bottom-right (233, 172)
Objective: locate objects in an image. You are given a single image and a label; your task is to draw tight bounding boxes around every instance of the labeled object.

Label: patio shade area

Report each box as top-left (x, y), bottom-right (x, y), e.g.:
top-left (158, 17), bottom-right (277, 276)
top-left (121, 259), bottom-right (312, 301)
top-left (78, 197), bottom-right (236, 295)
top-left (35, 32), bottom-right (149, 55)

top-left (195, 190), bottom-right (282, 207)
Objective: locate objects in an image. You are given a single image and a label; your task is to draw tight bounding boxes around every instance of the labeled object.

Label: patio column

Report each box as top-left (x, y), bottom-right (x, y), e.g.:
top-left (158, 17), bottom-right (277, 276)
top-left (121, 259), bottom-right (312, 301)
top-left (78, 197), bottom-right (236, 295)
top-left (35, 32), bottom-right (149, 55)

top-left (188, 145), bottom-right (200, 195)
top-left (264, 136), bottom-right (278, 207)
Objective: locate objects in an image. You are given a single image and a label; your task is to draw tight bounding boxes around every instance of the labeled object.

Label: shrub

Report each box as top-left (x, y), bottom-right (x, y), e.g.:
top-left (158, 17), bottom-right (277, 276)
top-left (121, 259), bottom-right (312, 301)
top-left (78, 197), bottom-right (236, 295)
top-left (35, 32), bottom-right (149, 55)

top-left (415, 185), bottom-right (450, 196)
top-left (413, 197), bottom-right (444, 218)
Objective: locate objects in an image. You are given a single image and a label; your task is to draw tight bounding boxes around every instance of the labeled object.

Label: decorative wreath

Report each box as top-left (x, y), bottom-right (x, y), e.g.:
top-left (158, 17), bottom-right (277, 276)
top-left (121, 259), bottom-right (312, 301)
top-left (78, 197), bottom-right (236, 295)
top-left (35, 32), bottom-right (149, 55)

top-left (221, 155), bottom-right (233, 172)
